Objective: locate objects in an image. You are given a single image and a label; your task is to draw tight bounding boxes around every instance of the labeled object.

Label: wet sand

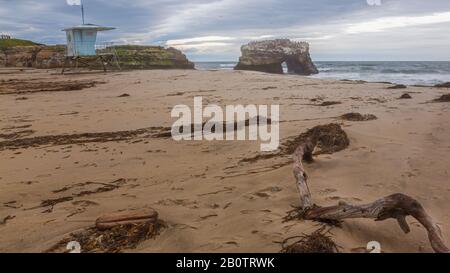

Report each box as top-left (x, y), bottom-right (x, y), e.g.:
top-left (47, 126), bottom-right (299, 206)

top-left (0, 67), bottom-right (449, 253)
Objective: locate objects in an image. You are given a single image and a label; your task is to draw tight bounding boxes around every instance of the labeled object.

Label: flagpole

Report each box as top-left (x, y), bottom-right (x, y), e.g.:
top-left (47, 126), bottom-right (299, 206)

top-left (81, 0), bottom-right (85, 25)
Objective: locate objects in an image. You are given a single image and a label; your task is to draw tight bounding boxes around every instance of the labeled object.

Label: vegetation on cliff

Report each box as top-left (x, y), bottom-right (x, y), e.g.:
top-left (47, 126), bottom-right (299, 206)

top-left (105, 45), bottom-right (194, 69)
top-left (0, 38), bottom-right (40, 51)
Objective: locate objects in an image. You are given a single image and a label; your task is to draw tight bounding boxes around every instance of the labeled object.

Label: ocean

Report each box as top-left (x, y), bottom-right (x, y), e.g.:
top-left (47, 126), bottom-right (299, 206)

top-left (194, 61), bottom-right (450, 86)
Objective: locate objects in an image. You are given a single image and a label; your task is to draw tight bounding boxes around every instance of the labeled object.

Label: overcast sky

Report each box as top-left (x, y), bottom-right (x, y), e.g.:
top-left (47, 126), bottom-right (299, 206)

top-left (1, 0), bottom-right (450, 61)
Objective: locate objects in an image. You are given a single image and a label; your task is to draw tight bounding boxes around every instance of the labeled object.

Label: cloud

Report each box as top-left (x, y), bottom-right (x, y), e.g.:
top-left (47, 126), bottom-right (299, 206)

top-left (170, 42), bottom-right (233, 50)
top-left (166, 36), bottom-right (235, 46)
top-left (346, 11), bottom-right (450, 34)
top-left (1, 0), bottom-right (450, 60)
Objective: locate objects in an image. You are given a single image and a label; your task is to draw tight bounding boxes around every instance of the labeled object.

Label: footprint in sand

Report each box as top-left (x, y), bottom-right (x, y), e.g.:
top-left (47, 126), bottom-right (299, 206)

top-left (198, 214), bottom-right (218, 221)
top-left (223, 241), bottom-right (239, 247)
top-left (240, 210), bottom-right (256, 214)
top-left (4, 201), bottom-right (23, 209)
top-left (20, 181), bottom-right (39, 185)
top-left (66, 200), bottom-right (99, 218)
top-left (156, 198), bottom-right (198, 208)
top-left (326, 196), bottom-right (363, 202)
top-left (317, 188), bottom-right (337, 195)
top-left (252, 186), bottom-right (283, 199)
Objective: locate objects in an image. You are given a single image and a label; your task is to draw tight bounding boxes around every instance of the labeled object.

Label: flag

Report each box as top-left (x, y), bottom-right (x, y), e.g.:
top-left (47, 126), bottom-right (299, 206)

top-left (66, 0), bottom-right (81, 6)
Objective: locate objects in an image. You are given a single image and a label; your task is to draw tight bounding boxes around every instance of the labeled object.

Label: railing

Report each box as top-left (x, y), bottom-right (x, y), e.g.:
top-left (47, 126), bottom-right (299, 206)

top-left (62, 41), bottom-right (121, 72)
top-left (0, 34), bottom-right (12, 39)
top-left (95, 42), bottom-right (115, 50)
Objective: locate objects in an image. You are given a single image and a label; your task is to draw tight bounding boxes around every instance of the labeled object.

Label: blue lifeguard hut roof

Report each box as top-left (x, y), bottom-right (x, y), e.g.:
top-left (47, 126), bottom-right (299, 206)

top-left (62, 24), bottom-right (115, 32)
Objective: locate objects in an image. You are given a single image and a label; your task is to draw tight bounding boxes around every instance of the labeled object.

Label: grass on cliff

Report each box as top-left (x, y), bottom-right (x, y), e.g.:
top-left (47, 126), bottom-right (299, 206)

top-left (110, 45), bottom-right (175, 66)
top-left (0, 38), bottom-right (41, 51)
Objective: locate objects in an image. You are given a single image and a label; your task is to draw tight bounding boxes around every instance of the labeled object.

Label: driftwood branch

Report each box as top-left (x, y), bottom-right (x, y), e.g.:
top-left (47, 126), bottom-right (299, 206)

top-left (293, 136), bottom-right (449, 253)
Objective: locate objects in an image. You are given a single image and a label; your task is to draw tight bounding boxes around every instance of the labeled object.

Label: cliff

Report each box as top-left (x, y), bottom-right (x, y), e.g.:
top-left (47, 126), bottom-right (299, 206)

top-left (0, 42), bottom-right (194, 70)
top-left (234, 39), bottom-right (318, 75)
top-left (108, 45), bottom-right (194, 70)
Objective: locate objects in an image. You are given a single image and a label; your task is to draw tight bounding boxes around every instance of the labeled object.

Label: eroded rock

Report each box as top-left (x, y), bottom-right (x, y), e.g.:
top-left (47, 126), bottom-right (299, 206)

top-left (234, 39), bottom-right (318, 75)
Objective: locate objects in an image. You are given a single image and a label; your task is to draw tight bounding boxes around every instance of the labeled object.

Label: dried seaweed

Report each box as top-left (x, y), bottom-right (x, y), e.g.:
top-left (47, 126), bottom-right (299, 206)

top-left (0, 215), bottom-right (16, 225)
top-left (240, 123), bottom-right (350, 164)
top-left (0, 127), bottom-right (172, 151)
top-left (45, 220), bottom-right (165, 253)
top-left (280, 227), bottom-right (340, 253)
top-left (313, 101), bottom-right (342, 106)
top-left (39, 179), bottom-right (127, 213)
top-left (387, 84), bottom-right (407, 90)
top-left (433, 94), bottom-right (450, 102)
top-left (282, 123), bottom-right (349, 156)
top-left (340, 112), bottom-right (377, 121)
top-left (0, 79), bottom-right (105, 95)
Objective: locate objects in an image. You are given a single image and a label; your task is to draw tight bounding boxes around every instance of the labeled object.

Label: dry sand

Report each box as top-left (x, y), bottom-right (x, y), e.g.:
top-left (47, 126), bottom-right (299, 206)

top-left (0, 67), bottom-right (449, 253)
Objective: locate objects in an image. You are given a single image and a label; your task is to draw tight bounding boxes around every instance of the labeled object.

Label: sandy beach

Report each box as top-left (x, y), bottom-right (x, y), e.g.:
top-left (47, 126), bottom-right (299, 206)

top-left (0, 67), bottom-right (449, 253)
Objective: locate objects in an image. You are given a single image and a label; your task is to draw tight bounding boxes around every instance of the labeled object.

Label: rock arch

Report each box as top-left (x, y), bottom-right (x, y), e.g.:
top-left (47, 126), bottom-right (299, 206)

top-left (234, 39), bottom-right (318, 76)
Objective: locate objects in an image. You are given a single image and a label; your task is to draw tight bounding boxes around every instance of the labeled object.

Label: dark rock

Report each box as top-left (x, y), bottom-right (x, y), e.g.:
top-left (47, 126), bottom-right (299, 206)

top-left (387, 84), bottom-right (407, 89)
top-left (118, 93), bottom-right (130, 98)
top-left (399, 93), bottom-right (412, 99)
top-left (234, 39), bottom-right (318, 75)
top-left (315, 101), bottom-right (341, 106)
top-left (434, 82), bottom-right (450, 88)
top-left (340, 113), bottom-right (377, 121)
top-left (433, 94), bottom-right (450, 102)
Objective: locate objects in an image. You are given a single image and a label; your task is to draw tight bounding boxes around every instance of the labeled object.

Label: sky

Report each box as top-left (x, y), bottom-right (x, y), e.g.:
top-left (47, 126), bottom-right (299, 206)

top-left (1, 0), bottom-right (450, 61)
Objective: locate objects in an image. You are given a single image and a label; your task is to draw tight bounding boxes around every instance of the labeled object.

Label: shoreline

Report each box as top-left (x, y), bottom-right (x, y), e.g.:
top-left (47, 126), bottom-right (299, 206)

top-left (193, 61), bottom-right (450, 87)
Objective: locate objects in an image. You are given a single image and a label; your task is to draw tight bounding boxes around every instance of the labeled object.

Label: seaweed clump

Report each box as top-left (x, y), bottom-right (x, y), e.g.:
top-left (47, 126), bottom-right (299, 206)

top-left (45, 210), bottom-right (165, 253)
top-left (283, 123), bottom-right (350, 155)
top-left (340, 112), bottom-right (377, 122)
top-left (433, 94), bottom-right (450, 102)
top-left (280, 227), bottom-right (339, 253)
top-left (387, 84), bottom-right (407, 90)
top-left (399, 93), bottom-right (412, 99)
top-left (239, 123), bottom-right (350, 164)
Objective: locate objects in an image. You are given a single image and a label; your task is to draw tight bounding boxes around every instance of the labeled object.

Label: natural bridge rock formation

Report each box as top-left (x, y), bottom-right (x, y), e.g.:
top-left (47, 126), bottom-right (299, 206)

top-left (234, 39), bottom-right (318, 75)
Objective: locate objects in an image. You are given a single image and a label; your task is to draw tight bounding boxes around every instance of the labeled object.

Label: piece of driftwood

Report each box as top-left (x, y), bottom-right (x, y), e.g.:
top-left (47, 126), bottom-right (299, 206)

top-left (95, 209), bottom-right (158, 230)
top-left (292, 129), bottom-right (449, 253)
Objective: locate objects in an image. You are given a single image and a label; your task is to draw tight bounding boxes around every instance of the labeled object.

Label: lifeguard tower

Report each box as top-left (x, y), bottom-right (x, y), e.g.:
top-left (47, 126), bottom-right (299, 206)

top-left (61, 3), bottom-right (120, 74)
top-left (64, 24), bottom-right (114, 57)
